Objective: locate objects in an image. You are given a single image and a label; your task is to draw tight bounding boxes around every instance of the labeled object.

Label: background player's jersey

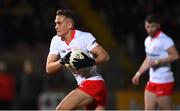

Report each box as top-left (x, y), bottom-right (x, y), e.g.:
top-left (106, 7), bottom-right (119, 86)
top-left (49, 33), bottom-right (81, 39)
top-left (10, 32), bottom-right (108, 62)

top-left (145, 32), bottom-right (174, 83)
top-left (49, 30), bottom-right (103, 85)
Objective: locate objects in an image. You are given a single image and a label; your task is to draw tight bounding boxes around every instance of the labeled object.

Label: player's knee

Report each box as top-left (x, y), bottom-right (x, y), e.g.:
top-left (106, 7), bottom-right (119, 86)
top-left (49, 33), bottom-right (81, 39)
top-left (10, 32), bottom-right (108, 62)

top-left (56, 104), bottom-right (72, 110)
top-left (56, 104), bottom-right (66, 111)
top-left (56, 105), bottom-right (61, 111)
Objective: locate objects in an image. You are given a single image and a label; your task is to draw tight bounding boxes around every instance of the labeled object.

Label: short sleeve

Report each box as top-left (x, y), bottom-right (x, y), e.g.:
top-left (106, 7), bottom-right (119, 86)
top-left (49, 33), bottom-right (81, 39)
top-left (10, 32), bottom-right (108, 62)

top-left (49, 37), bottom-right (59, 55)
top-left (163, 36), bottom-right (174, 50)
top-left (88, 40), bottom-right (98, 51)
top-left (85, 33), bottom-right (98, 51)
top-left (144, 37), bottom-right (149, 47)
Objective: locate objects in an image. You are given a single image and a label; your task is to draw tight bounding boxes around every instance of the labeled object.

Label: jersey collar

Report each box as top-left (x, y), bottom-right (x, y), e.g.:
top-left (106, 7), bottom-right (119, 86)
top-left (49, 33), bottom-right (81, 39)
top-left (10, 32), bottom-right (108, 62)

top-left (65, 29), bottom-right (75, 45)
top-left (151, 30), bottom-right (161, 41)
top-left (153, 30), bottom-right (161, 38)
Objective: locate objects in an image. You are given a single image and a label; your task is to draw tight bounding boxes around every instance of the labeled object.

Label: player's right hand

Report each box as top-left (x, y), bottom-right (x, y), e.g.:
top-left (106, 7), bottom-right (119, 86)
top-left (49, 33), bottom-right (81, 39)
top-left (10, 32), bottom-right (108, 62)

top-left (59, 51), bottom-right (72, 64)
top-left (132, 74), bottom-right (140, 85)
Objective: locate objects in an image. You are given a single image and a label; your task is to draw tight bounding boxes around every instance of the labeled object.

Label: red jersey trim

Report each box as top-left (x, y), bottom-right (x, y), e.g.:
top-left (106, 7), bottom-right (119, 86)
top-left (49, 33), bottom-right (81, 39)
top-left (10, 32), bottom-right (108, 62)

top-left (151, 30), bottom-right (161, 41)
top-left (65, 29), bottom-right (75, 45)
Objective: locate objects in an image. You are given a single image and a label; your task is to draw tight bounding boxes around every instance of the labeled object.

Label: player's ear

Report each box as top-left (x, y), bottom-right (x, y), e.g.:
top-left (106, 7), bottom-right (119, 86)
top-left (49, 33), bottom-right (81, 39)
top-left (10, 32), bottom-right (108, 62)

top-left (157, 23), bottom-right (160, 29)
top-left (67, 20), bottom-right (73, 29)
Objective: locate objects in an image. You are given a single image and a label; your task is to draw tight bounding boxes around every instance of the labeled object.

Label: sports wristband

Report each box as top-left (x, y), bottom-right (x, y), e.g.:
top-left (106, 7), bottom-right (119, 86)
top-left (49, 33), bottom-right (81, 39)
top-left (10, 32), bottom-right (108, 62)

top-left (135, 72), bottom-right (141, 76)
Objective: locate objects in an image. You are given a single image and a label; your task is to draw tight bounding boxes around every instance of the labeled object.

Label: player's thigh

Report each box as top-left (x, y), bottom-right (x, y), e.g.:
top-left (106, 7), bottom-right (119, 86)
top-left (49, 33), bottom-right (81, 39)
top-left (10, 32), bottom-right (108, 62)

top-left (157, 95), bottom-right (171, 110)
top-left (57, 88), bottom-right (93, 110)
top-left (144, 90), bottom-right (157, 110)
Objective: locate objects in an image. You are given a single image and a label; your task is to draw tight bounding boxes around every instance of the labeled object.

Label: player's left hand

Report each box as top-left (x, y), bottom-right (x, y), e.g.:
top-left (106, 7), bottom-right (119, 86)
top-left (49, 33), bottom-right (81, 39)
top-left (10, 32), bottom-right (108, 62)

top-left (60, 51), bottom-right (72, 64)
top-left (147, 59), bottom-right (160, 71)
top-left (73, 52), bottom-right (95, 70)
top-left (147, 59), bottom-right (158, 67)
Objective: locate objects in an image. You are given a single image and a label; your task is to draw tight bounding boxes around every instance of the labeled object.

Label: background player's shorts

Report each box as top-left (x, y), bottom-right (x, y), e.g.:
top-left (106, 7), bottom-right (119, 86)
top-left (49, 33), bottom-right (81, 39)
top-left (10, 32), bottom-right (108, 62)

top-left (78, 80), bottom-right (107, 110)
top-left (145, 81), bottom-right (175, 96)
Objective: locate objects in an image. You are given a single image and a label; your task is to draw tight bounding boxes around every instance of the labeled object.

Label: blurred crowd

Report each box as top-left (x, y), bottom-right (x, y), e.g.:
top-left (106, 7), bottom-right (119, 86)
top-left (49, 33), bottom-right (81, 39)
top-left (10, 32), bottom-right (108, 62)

top-left (91, 0), bottom-right (180, 42)
top-left (0, 0), bottom-right (180, 109)
top-left (0, 0), bottom-right (72, 46)
top-left (91, 0), bottom-right (180, 89)
top-left (0, 0), bottom-right (76, 109)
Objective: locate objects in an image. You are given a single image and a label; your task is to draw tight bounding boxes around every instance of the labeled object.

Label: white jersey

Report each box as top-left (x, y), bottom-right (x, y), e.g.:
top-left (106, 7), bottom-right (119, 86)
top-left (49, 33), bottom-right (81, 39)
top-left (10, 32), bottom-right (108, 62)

top-left (145, 31), bottom-right (174, 83)
top-left (49, 30), bottom-right (103, 85)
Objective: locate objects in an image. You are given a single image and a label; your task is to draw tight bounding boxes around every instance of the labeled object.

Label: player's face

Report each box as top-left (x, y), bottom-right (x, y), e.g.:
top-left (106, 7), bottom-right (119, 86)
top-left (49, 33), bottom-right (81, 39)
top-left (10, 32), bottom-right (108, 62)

top-left (55, 15), bottom-right (73, 38)
top-left (145, 21), bottom-right (160, 37)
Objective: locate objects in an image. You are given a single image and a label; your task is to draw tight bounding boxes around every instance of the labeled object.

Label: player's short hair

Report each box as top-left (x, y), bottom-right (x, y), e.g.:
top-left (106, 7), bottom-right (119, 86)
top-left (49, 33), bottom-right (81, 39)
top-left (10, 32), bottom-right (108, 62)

top-left (56, 9), bottom-right (76, 26)
top-left (145, 14), bottom-right (161, 24)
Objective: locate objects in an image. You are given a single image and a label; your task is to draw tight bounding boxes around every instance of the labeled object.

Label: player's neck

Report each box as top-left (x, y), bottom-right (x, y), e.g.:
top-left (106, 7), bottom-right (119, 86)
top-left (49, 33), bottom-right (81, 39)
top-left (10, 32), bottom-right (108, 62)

top-left (65, 29), bottom-right (75, 44)
top-left (151, 30), bottom-right (161, 39)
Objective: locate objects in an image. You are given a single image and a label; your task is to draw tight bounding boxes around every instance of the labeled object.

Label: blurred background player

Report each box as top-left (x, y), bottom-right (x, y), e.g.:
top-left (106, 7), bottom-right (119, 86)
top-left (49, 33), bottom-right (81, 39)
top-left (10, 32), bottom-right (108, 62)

top-left (46, 9), bottom-right (110, 110)
top-left (132, 14), bottom-right (179, 110)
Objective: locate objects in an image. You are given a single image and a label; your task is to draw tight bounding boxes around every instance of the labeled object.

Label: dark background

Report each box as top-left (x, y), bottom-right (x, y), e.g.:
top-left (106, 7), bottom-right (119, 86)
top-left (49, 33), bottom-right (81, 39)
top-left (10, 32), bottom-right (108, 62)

top-left (0, 0), bottom-right (180, 110)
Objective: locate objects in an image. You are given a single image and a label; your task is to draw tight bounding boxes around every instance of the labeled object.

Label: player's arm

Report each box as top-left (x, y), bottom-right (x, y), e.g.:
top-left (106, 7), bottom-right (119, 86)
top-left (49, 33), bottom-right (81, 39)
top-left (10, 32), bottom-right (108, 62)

top-left (91, 44), bottom-right (110, 65)
top-left (73, 44), bottom-right (110, 70)
top-left (135, 56), bottom-right (150, 76)
top-left (46, 53), bottom-right (62, 74)
top-left (156, 46), bottom-right (179, 65)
